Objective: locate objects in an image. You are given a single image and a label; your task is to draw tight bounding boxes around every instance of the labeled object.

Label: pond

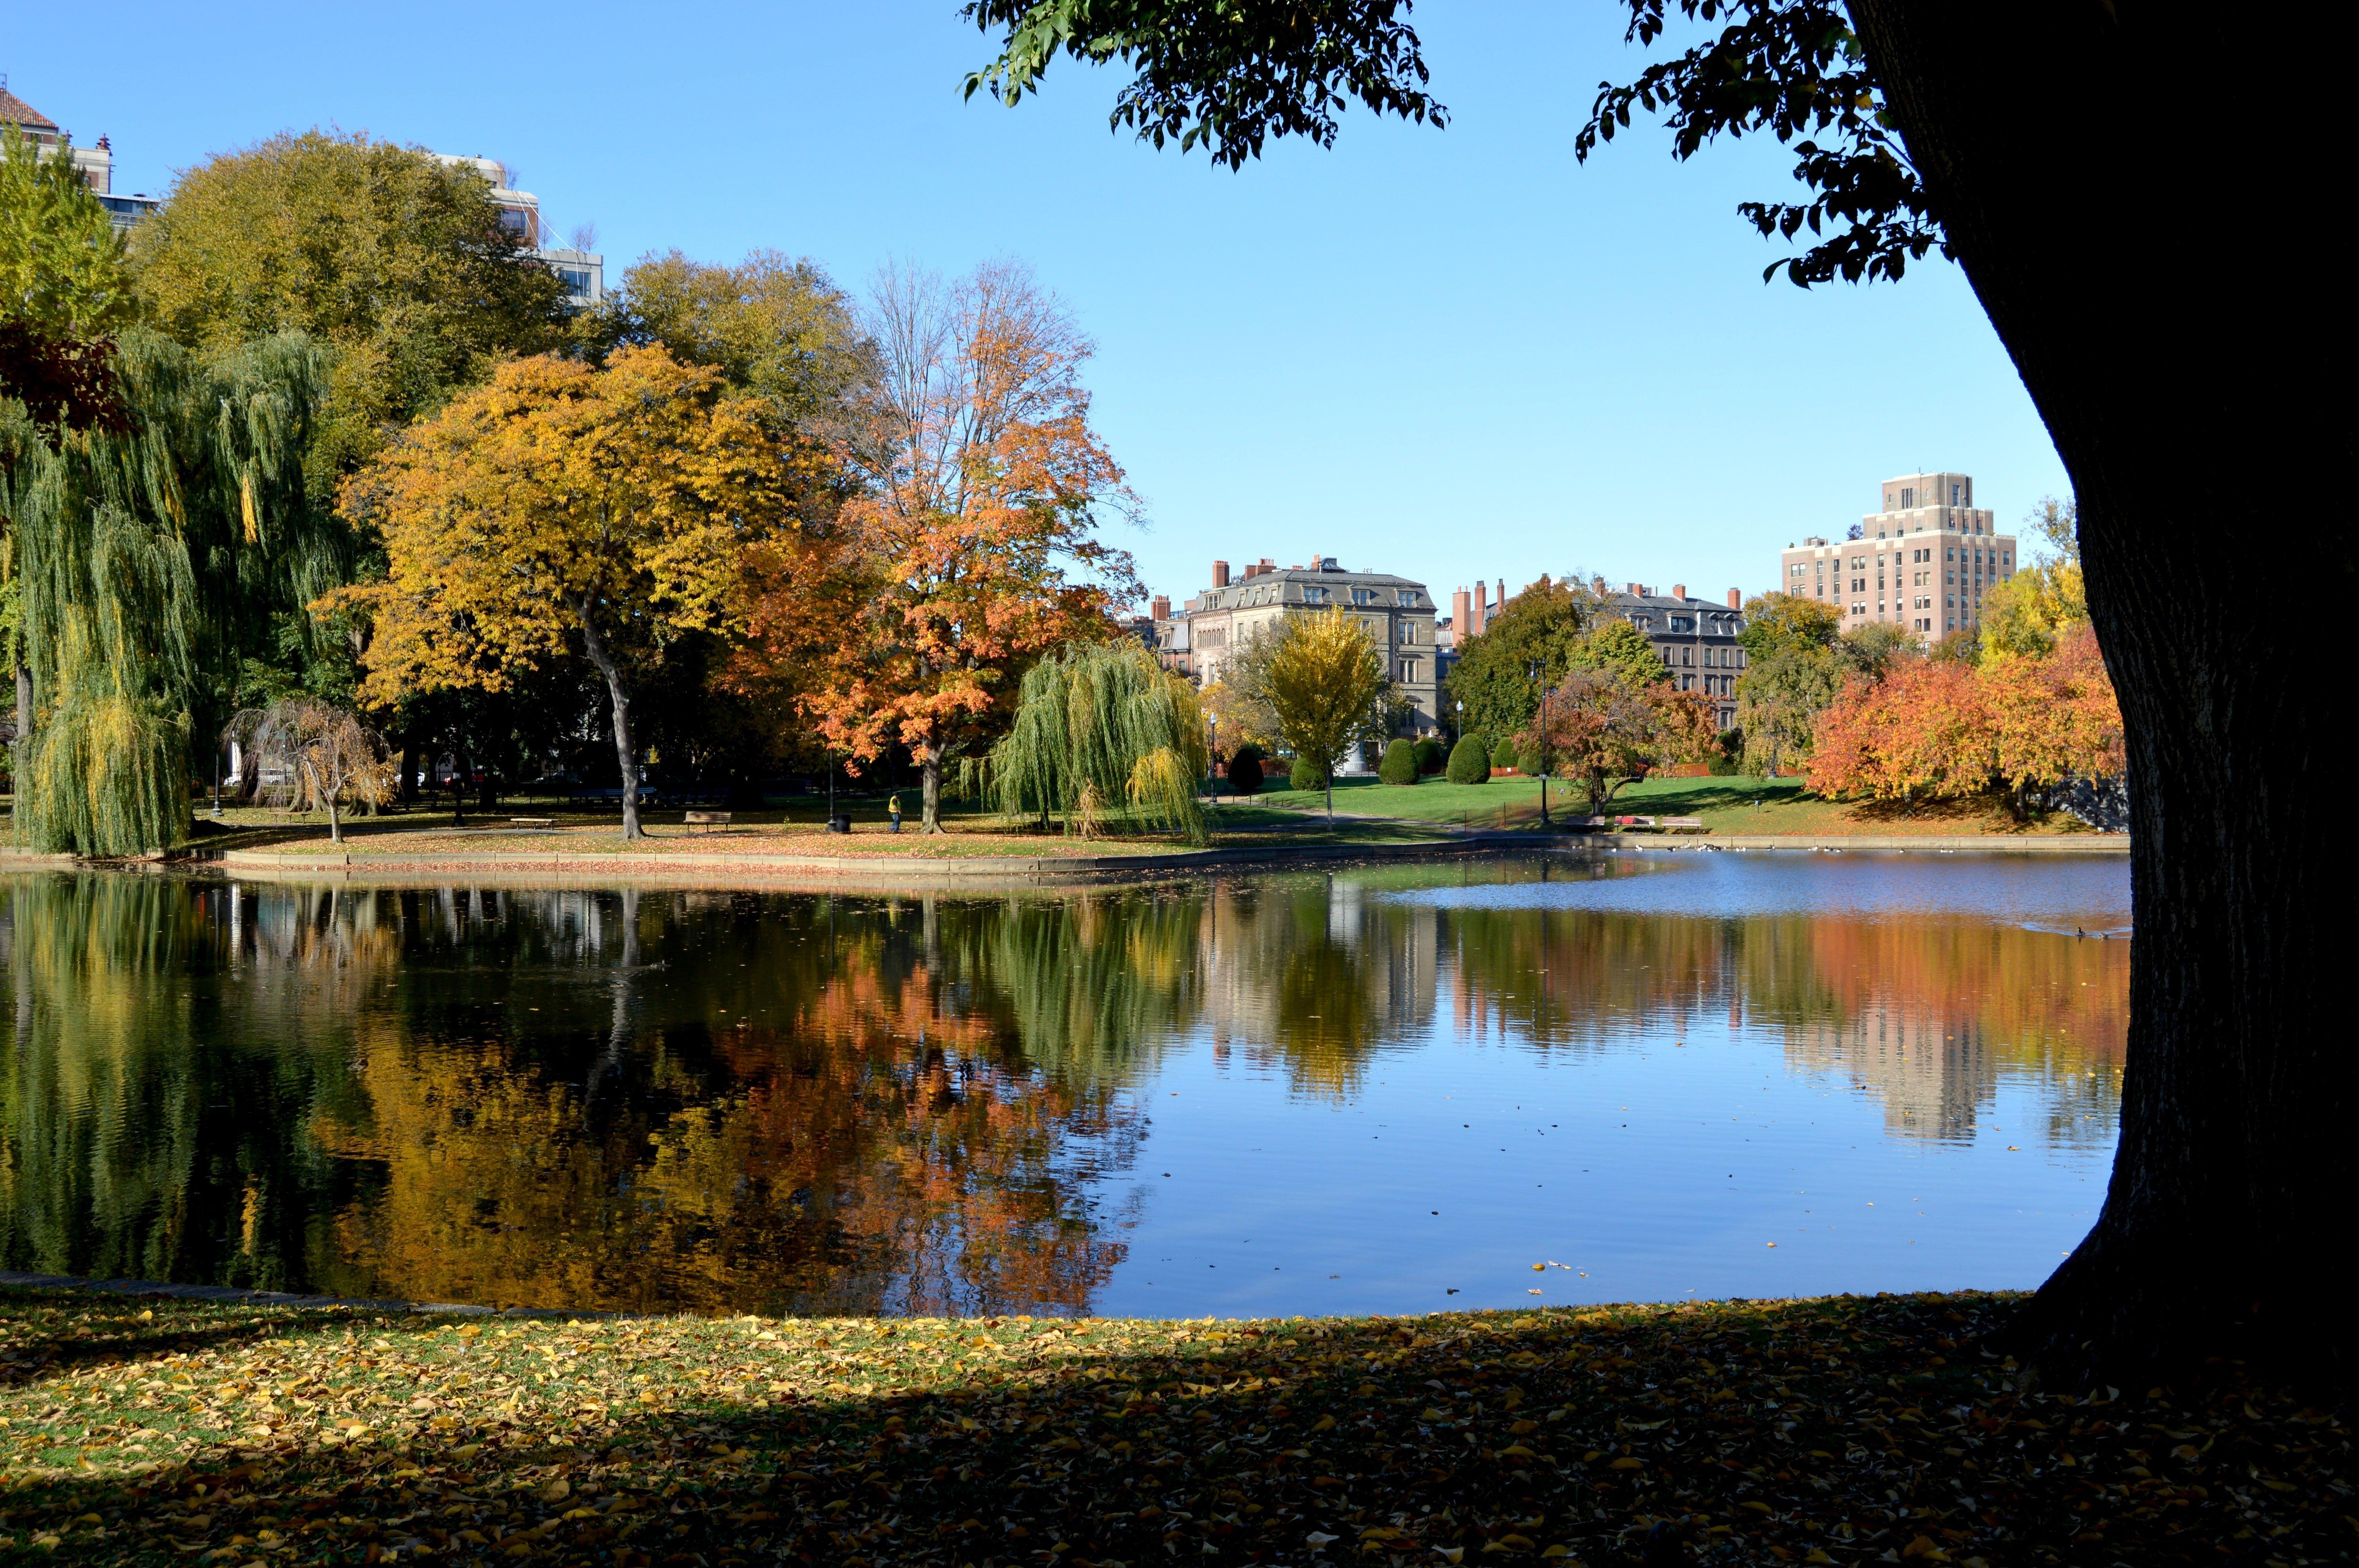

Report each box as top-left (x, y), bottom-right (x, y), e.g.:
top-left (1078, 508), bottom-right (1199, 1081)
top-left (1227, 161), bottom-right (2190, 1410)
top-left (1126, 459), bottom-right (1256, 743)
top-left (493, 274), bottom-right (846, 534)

top-left (0, 853), bottom-right (2129, 1319)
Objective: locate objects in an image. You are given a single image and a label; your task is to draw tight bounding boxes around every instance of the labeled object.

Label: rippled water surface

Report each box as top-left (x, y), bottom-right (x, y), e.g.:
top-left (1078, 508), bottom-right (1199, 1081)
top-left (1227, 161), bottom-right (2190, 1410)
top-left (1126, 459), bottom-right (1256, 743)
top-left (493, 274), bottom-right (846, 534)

top-left (0, 853), bottom-right (2128, 1317)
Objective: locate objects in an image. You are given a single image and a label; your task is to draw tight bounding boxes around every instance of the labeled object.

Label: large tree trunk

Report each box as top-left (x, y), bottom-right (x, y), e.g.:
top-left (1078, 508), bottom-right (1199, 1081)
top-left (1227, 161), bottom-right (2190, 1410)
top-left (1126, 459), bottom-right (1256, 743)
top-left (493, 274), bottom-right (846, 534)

top-left (1851, 4), bottom-right (2349, 1391)
top-left (919, 748), bottom-right (943, 833)
top-left (575, 597), bottom-right (643, 841)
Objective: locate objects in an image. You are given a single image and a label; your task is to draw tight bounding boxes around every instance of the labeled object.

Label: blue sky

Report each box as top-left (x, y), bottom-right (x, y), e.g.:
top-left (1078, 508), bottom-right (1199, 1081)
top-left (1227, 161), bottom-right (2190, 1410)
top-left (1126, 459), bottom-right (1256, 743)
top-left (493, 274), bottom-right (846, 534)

top-left (9, 1), bottom-right (2067, 612)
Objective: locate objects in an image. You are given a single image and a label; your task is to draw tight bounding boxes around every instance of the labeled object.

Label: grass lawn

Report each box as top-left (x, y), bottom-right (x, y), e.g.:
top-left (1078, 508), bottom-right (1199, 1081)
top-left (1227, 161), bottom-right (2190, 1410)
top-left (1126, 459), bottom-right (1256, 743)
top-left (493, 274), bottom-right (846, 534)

top-left (0, 1285), bottom-right (2329, 1566)
top-left (1227, 775), bottom-right (2105, 837)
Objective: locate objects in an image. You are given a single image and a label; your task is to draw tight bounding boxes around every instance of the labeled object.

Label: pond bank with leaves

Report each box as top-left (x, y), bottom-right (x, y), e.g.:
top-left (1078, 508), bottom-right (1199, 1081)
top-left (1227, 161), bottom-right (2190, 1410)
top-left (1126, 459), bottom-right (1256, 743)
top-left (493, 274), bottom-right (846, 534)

top-left (1, 1286), bottom-right (2335, 1565)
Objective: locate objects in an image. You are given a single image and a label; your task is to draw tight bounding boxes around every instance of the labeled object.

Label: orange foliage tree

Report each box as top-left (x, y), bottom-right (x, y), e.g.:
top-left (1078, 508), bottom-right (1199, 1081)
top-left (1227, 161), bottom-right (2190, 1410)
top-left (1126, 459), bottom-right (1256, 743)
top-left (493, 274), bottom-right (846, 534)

top-left (1808, 629), bottom-right (2123, 811)
top-left (740, 261), bottom-right (1141, 831)
top-left (330, 347), bottom-right (811, 838)
top-left (1986, 624), bottom-right (2125, 811)
top-left (1521, 670), bottom-right (1716, 816)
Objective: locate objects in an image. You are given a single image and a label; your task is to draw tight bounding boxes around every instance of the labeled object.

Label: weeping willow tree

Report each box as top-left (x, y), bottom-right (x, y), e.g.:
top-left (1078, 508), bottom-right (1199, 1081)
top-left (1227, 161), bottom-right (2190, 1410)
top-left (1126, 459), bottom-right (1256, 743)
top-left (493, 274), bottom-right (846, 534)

top-left (2, 328), bottom-right (331, 854)
top-left (970, 640), bottom-right (1209, 842)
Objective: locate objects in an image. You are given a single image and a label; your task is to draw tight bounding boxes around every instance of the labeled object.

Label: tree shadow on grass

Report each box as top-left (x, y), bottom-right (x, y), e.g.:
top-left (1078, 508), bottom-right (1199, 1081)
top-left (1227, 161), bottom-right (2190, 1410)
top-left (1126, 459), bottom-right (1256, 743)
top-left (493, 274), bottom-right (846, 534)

top-left (3, 1291), bottom-right (2335, 1566)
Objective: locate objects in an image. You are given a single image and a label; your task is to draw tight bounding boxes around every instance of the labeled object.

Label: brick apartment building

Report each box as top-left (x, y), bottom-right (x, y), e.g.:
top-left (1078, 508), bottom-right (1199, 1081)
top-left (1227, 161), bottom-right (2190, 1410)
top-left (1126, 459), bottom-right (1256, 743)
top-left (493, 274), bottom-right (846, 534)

top-left (1779, 471), bottom-right (2017, 638)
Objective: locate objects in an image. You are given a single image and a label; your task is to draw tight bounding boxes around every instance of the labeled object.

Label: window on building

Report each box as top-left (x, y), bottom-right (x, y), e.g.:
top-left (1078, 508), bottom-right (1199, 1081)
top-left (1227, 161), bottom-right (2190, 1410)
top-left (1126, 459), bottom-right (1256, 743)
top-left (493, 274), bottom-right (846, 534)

top-left (1900, 487), bottom-right (1914, 508)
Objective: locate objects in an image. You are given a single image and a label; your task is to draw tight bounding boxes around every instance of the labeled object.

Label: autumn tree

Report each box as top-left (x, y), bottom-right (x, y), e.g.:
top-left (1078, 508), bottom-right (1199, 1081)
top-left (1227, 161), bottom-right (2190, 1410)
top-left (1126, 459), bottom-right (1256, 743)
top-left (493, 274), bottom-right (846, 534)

top-left (1264, 607), bottom-right (1389, 824)
top-left (745, 261), bottom-right (1140, 831)
top-left (1807, 629), bottom-right (2124, 817)
top-left (1805, 661), bottom-right (1992, 804)
top-left (1525, 668), bottom-right (1714, 817)
top-left (955, 0), bottom-right (2354, 1388)
top-left (1985, 624), bottom-right (2123, 815)
top-left (333, 347), bottom-right (807, 840)
top-left (229, 697), bottom-right (396, 843)
top-left (1443, 574), bottom-right (1585, 740)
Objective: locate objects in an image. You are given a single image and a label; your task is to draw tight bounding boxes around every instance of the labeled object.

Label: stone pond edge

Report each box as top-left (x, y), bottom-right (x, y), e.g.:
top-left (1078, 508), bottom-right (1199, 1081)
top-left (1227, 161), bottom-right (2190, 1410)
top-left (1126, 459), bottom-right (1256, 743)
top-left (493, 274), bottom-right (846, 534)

top-left (0, 831), bottom-right (2128, 884)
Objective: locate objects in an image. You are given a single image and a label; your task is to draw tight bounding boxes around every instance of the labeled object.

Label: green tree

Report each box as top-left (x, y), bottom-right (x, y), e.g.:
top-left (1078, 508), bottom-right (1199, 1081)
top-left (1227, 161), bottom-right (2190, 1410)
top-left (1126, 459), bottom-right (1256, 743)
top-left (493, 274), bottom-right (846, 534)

top-left (1734, 591), bottom-right (1846, 777)
top-left (2, 124), bottom-right (141, 759)
top-left (4, 330), bottom-right (331, 855)
top-left (1837, 621), bottom-right (1918, 682)
top-left (1444, 574), bottom-right (1584, 740)
top-left (0, 125), bottom-right (136, 388)
top-left (965, 0), bottom-right (2346, 1388)
top-left (1568, 616), bottom-right (1670, 688)
top-left (1377, 736), bottom-right (1417, 784)
top-left (1737, 592), bottom-right (1841, 664)
top-left (977, 638), bottom-right (1209, 841)
top-left (582, 249), bottom-right (871, 426)
top-left (131, 131), bottom-right (570, 484)
top-left (1265, 608), bottom-right (1387, 824)
top-left (1445, 731), bottom-right (1490, 785)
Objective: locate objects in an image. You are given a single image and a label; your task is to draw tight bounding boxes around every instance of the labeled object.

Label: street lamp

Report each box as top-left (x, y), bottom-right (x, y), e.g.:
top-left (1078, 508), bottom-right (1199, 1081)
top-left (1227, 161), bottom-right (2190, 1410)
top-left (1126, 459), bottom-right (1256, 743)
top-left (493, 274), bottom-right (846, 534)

top-left (1528, 661), bottom-right (1551, 829)
top-left (1206, 713), bottom-right (1219, 810)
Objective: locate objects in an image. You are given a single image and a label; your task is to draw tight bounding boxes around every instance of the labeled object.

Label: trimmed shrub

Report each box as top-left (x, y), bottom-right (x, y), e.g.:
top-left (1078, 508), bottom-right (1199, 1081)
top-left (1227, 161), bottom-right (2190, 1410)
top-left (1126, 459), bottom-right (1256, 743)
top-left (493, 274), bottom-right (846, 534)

top-left (1516, 745), bottom-right (1545, 777)
top-left (1225, 746), bottom-right (1263, 797)
top-left (1378, 739), bottom-right (1418, 785)
top-left (1490, 736), bottom-right (1520, 771)
top-left (1446, 734), bottom-right (1491, 785)
top-left (1412, 737), bottom-right (1445, 774)
top-left (1289, 753), bottom-right (1328, 793)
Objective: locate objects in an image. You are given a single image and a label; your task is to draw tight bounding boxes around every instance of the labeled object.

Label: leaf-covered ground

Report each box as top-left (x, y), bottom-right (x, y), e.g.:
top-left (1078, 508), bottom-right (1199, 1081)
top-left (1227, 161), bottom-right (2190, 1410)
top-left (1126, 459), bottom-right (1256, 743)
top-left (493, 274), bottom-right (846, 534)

top-left (1, 1287), bottom-right (2339, 1565)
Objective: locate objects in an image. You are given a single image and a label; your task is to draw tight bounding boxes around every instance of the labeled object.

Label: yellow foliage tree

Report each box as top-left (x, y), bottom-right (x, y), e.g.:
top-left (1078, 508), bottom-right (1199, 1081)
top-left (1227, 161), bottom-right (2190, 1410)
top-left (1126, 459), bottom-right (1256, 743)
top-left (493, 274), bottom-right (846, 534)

top-left (328, 347), bottom-right (811, 838)
top-left (1264, 607), bottom-right (1389, 824)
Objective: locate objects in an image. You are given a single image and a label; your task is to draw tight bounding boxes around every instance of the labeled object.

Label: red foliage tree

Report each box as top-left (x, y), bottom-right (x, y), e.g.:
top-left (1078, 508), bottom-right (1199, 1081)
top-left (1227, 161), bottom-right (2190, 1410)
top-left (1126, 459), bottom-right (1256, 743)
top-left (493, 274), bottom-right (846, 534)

top-left (740, 262), bottom-right (1140, 830)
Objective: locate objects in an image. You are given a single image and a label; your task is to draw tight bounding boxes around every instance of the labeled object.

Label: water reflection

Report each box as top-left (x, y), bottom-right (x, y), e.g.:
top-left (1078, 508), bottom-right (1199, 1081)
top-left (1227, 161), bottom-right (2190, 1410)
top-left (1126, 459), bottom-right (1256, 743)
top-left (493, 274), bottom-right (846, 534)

top-left (0, 856), bottom-right (2127, 1315)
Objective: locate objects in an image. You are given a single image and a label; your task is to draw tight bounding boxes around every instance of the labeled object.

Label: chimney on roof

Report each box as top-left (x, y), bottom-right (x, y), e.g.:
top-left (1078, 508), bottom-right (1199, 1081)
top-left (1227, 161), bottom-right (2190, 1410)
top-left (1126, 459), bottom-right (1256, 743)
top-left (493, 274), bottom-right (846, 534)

top-left (1452, 587), bottom-right (1471, 639)
top-left (1212, 560), bottom-right (1229, 588)
top-left (1672, 584), bottom-right (1686, 602)
top-left (1495, 578), bottom-right (1505, 611)
top-left (1627, 582), bottom-right (1643, 597)
top-left (1591, 575), bottom-right (1607, 597)
top-left (1152, 595), bottom-right (1170, 622)
top-left (1727, 588), bottom-right (1741, 609)
top-left (1468, 585), bottom-right (1487, 638)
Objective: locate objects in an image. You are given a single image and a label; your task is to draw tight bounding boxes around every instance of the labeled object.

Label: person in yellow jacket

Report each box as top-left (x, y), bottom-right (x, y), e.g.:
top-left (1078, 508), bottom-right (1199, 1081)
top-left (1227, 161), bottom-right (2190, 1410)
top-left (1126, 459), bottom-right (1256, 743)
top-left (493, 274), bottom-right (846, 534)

top-left (887, 792), bottom-right (902, 833)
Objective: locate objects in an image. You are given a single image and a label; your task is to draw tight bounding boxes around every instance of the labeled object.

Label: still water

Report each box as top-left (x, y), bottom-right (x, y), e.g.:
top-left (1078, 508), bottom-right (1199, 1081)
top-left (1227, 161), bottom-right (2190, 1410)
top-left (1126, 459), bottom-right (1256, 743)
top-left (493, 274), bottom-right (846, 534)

top-left (0, 854), bottom-right (2128, 1319)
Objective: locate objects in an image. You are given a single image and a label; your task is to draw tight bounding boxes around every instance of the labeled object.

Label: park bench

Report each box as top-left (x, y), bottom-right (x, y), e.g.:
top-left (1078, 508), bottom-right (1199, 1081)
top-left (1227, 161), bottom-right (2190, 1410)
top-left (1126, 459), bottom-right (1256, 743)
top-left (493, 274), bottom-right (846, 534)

top-left (684, 810), bottom-right (733, 833)
top-left (1659, 816), bottom-right (1708, 834)
top-left (1614, 815), bottom-right (1657, 829)
top-left (507, 817), bottom-right (555, 830)
top-left (1563, 815), bottom-right (1612, 830)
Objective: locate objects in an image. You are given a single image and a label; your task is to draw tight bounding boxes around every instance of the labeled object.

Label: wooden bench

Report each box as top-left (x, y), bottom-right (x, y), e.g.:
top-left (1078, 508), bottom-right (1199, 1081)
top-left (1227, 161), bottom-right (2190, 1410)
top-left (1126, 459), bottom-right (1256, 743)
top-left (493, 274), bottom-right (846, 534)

top-left (684, 810), bottom-right (733, 833)
top-left (1659, 816), bottom-right (1708, 834)
top-left (507, 817), bottom-right (555, 829)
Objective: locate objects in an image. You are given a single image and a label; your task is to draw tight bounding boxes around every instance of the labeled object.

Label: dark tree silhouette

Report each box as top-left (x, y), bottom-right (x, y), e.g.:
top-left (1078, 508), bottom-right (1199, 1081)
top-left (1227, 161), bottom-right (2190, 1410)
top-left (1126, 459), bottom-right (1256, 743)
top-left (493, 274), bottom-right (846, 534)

top-left (963, 0), bottom-right (2350, 1393)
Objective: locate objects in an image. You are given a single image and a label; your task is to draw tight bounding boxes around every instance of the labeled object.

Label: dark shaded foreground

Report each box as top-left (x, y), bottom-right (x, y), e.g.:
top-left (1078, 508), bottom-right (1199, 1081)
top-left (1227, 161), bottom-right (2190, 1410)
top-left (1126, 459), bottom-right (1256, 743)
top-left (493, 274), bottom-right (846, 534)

top-left (1, 1287), bottom-right (2339, 1565)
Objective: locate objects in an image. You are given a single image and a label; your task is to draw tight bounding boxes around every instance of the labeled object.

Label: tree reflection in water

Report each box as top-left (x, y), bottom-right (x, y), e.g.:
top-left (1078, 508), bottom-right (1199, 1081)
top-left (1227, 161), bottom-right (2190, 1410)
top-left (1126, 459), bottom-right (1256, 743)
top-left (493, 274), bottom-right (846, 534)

top-left (0, 861), bottom-right (2126, 1313)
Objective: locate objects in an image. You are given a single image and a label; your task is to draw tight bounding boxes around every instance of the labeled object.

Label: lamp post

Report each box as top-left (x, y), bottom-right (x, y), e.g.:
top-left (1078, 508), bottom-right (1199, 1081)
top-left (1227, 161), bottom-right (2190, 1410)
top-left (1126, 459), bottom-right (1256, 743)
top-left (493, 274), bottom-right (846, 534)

top-left (1206, 713), bottom-right (1219, 810)
top-left (1528, 661), bottom-right (1551, 829)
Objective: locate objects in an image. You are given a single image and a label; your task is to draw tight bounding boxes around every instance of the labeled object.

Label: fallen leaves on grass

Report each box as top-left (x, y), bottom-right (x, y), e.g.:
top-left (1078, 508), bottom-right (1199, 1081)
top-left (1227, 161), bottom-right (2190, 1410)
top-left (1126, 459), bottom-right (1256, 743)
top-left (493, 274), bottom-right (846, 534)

top-left (0, 1288), bottom-right (2341, 1565)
